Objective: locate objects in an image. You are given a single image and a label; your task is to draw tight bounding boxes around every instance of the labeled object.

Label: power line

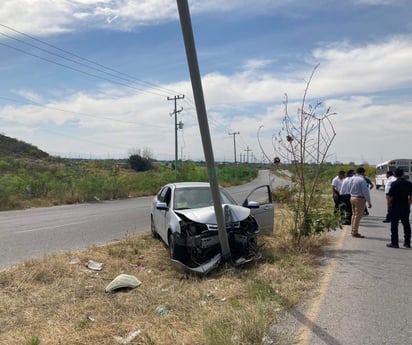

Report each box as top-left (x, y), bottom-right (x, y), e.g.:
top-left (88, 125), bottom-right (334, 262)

top-left (0, 23), bottom-right (183, 97)
top-left (0, 40), bottom-right (173, 97)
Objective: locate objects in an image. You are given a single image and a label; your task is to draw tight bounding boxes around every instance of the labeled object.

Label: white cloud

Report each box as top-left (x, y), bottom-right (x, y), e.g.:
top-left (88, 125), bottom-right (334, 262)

top-left (0, 0), bottom-right (322, 36)
top-left (1, 29), bottom-right (411, 163)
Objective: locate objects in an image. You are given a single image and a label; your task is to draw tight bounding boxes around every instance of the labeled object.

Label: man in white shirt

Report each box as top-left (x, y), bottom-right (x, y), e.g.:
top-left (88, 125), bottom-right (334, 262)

top-left (331, 170), bottom-right (346, 214)
top-left (383, 171), bottom-right (396, 223)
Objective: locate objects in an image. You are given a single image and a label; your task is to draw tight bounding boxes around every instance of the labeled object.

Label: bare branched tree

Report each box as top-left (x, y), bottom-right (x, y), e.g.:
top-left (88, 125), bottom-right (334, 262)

top-left (273, 64), bottom-right (338, 243)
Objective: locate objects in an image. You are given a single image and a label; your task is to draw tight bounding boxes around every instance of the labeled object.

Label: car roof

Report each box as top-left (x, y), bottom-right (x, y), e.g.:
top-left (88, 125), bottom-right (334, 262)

top-left (169, 182), bottom-right (211, 189)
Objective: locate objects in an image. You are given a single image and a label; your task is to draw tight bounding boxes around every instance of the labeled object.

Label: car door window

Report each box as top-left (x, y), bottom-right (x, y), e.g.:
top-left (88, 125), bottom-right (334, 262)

top-left (158, 187), bottom-right (171, 206)
top-left (243, 185), bottom-right (274, 233)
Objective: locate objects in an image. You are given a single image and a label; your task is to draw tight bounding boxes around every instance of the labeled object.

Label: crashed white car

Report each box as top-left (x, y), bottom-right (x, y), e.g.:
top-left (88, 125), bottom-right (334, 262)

top-left (150, 182), bottom-right (274, 274)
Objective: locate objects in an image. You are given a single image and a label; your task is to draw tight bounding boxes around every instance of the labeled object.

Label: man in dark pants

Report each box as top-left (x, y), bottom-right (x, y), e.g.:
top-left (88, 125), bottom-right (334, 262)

top-left (386, 168), bottom-right (412, 248)
top-left (339, 169), bottom-right (354, 225)
top-left (332, 170), bottom-right (346, 214)
top-left (383, 171), bottom-right (396, 223)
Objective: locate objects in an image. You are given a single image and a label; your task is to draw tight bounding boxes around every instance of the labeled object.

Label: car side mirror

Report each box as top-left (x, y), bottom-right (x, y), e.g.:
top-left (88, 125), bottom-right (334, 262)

top-left (156, 202), bottom-right (169, 210)
top-left (245, 201), bottom-right (260, 209)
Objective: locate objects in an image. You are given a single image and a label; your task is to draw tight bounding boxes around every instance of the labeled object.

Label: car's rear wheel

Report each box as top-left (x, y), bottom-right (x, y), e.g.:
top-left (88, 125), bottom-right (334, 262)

top-left (150, 216), bottom-right (159, 238)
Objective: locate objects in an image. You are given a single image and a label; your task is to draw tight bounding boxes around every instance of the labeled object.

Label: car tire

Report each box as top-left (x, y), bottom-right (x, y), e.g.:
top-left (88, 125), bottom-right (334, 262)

top-left (150, 216), bottom-right (159, 238)
top-left (168, 232), bottom-right (184, 261)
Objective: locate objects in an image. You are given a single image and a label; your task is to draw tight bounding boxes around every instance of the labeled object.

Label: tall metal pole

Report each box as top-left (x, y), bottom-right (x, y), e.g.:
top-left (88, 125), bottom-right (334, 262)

top-left (229, 131), bottom-right (239, 163)
top-left (176, 0), bottom-right (230, 260)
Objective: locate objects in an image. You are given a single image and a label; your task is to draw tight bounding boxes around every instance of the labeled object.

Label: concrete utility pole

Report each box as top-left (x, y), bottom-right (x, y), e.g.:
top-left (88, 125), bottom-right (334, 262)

top-left (168, 94), bottom-right (184, 173)
top-left (245, 146), bottom-right (252, 164)
top-left (176, 0), bottom-right (231, 261)
top-left (228, 131), bottom-right (240, 163)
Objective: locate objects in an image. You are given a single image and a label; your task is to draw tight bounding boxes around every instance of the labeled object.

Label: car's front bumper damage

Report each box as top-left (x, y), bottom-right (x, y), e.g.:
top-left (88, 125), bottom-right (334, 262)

top-left (172, 204), bottom-right (261, 275)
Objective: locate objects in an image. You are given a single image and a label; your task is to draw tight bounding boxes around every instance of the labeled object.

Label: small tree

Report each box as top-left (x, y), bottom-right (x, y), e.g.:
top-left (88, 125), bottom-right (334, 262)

top-left (129, 154), bottom-right (153, 172)
top-left (128, 147), bottom-right (153, 160)
top-left (273, 64), bottom-right (338, 244)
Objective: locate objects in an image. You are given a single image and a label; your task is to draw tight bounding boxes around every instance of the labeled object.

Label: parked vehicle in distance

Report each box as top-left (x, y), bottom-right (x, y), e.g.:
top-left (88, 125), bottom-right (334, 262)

top-left (150, 182), bottom-right (274, 274)
top-left (375, 159), bottom-right (412, 189)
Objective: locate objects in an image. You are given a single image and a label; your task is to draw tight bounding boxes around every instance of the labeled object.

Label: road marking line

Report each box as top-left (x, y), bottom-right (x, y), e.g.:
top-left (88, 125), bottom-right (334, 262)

top-left (297, 225), bottom-right (347, 344)
top-left (15, 220), bottom-right (88, 234)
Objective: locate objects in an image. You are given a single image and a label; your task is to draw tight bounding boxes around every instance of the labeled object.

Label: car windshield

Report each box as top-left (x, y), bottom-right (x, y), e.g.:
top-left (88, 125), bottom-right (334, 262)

top-left (173, 187), bottom-right (237, 210)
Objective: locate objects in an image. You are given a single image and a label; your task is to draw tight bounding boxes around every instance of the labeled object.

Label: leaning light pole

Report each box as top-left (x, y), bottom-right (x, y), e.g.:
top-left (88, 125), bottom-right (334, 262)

top-left (176, 0), bottom-right (231, 261)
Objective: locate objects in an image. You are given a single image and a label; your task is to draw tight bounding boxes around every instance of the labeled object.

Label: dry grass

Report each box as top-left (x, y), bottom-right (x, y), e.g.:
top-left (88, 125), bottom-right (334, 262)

top-left (0, 205), bottom-right (329, 345)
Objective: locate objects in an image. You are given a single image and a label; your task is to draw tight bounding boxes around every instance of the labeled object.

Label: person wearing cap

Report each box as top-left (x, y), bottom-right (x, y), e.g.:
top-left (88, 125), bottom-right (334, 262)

top-left (348, 167), bottom-right (372, 238)
top-left (386, 168), bottom-right (412, 248)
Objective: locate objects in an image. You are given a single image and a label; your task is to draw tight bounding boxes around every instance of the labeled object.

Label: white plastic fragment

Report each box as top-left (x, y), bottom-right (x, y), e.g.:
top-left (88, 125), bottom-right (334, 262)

top-left (86, 260), bottom-right (104, 271)
top-left (114, 329), bottom-right (141, 344)
top-left (105, 274), bottom-right (142, 293)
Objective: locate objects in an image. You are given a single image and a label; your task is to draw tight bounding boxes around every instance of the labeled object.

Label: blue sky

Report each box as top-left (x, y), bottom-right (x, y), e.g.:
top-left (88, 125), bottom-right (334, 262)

top-left (0, 0), bottom-right (411, 165)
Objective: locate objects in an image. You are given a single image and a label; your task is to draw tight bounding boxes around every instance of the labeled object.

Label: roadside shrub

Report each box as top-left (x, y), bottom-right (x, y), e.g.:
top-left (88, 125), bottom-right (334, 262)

top-left (129, 154), bottom-right (153, 172)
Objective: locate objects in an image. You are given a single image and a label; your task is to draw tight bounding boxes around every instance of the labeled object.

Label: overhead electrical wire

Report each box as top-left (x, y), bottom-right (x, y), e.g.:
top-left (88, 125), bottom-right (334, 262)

top-left (0, 23), bottom-right (183, 98)
top-left (0, 40), bottom-right (176, 98)
top-left (0, 23), bottom-right (255, 157)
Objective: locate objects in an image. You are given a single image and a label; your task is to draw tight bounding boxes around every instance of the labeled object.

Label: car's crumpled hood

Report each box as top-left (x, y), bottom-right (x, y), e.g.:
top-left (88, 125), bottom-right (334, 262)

top-left (175, 204), bottom-right (250, 224)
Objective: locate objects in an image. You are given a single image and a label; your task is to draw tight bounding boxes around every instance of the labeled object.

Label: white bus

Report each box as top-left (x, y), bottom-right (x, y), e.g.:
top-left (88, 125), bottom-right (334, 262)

top-left (375, 158), bottom-right (412, 189)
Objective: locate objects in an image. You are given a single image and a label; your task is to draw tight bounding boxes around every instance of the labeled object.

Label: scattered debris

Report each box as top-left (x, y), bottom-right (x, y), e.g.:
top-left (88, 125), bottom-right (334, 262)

top-left (86, 314), bottom-right (95, 322)
top-left (69, 258), bottom-right (81, 265)
top-left (262, 335), bottom-right (275, 345)
top-left (156, 305), bottom-right (169, 316)
top-left (114, 329), bottom-right (141, 344)
top-left (86, 260), bottom-right (104, 271)
top-left (129, 263), bottom-right (145, 272)
top-left (105, 274), bottom-right (142, 293)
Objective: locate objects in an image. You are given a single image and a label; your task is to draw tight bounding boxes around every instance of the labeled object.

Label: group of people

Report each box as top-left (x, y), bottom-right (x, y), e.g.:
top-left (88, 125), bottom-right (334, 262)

top-left (331, 167), bottom-right (412, 247)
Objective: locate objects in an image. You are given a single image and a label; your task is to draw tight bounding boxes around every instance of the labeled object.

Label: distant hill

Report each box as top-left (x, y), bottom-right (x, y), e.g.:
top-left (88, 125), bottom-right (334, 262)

top-left (0, 133), bottom-right (49, 159)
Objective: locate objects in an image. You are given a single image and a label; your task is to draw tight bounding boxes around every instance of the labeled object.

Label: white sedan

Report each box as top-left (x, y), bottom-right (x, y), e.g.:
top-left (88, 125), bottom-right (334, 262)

top-left (150, 182), bottom-right (274, 274)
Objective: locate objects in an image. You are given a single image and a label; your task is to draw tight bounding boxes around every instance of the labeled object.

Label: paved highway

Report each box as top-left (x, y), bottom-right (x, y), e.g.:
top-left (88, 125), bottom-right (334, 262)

top-left (273, 187), bottom-right (412, 345)
top-left (0, 169), bottom-right (283, 269)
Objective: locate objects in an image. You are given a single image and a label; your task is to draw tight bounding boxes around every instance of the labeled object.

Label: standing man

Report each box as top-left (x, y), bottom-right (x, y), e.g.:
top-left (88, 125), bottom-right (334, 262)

top-left (348, 167), bottom-right (372, 238)
top-left (363, 175), bottom-right (374, 215)
top-left (383, 171), bottom-right (396, 223)
top-left (340, 169), bottom-right (355, 225)
top-left (386, 168), bottom-right (412, 248)
top-left (331, 170), bottom-right (346, 214)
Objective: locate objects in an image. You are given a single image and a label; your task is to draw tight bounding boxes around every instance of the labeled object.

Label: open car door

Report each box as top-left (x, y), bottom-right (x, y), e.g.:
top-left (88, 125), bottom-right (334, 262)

top-left (242, 185), bottom-right (274, 233)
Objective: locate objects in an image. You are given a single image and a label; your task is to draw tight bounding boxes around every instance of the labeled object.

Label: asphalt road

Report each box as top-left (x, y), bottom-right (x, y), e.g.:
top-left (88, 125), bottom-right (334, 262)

top-left (292, 187), bottom-right (412, 345)
top-left (0, 197), bottom-right (153, 269)
top-left (0, 169), bottom-right (283, 269)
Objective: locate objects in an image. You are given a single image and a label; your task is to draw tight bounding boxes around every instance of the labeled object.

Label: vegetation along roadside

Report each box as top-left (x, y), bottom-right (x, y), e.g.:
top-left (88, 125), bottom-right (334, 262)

top-left (0, 204), bottom-right (329, 345)
top-left (0, 134), bottom-right (376, 344)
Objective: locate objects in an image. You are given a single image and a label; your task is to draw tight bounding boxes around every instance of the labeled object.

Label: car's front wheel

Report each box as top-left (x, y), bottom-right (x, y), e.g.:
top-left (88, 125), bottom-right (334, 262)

top-left (168, 232), bottom-right (185, 261)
